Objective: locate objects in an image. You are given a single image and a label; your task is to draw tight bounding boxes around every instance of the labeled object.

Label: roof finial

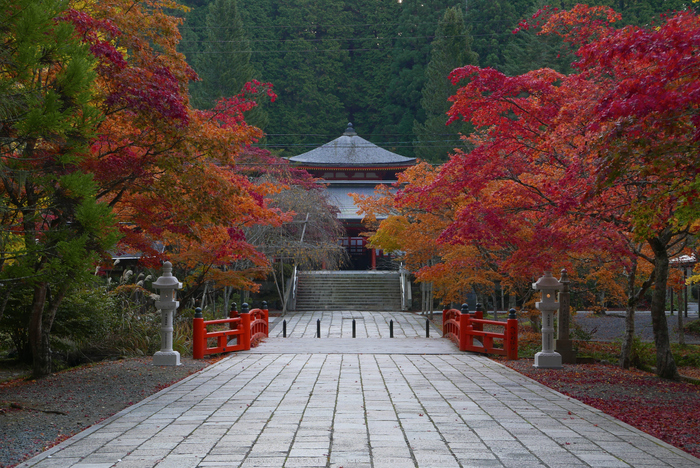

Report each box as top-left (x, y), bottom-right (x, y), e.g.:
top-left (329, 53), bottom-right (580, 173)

top-left (343, 122), bottom-right (357, 136)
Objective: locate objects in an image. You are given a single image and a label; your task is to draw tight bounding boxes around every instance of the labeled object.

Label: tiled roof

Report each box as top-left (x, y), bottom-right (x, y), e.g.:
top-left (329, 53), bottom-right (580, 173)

top-left (288, 123), bottom-right (416, 167)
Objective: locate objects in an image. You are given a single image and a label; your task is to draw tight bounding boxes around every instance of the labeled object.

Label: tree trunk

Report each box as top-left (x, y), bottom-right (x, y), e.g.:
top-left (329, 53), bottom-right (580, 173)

top-left (0, 289), bottom-right (10, 322)
top-left (28, 283), bottom-right (68, 378)
top-left (620, 259), bottom-right (655, 369)
top-left (29, 283), bottom-right (49, 377)
top-left (620, 259), bottom-right (637, 369)
top-left (678, 282), bottom-right (685, 345)
top-left (648, 236), bottom-right (680, 380)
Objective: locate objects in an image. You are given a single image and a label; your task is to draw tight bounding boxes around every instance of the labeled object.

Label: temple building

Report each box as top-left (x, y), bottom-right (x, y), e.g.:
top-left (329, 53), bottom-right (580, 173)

top-left (289, 123), bottom-right (416, 270)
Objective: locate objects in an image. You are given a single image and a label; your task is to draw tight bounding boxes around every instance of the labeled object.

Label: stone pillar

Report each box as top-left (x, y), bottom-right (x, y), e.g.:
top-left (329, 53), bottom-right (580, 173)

top-left (555, 269), bottom-right (576, 364)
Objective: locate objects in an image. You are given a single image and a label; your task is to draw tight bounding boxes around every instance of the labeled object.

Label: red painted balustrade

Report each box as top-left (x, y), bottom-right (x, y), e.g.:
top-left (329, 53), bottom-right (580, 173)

top-left (193, 303), bottom-right (268, 359)
top-left (442, 305), bottom-right (518, 360)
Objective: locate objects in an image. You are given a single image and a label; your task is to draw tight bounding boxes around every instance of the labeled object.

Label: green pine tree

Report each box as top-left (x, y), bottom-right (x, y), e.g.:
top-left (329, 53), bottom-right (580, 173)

top-left (339, 0), bottom-right (401, 140)
top-left (413, 7), bottom-right (478, 164)
top-left (189, 0), bottom-right (269, 129)
top-left (466, 0), bottom-right (528, 71)
top-left (0, 0), bottom-right (118, 377)
top-left (374, 0), bottom-right (462, 157)
top-left (256, 0), bottom-right (351, 156)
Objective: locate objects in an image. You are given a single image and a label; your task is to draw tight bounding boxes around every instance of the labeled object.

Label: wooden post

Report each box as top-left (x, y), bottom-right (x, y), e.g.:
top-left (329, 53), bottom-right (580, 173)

top-left (506, 309), bottom-right (519, 360)
top-left (240, 307), bottom-right (251, 351)
top-left (474, 303), bottom-right (484, 332)
top-left (459, 310), bottom-right (470, 352)
top-left (229, 302), bottom-right (238, 330)
top-left (193, 307), bottom-right (205, 359)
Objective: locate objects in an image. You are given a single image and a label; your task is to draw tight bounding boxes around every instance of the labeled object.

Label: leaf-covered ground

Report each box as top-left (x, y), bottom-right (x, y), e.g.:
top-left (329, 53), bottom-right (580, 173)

top-left (500, 359), bottom-right (700, 459)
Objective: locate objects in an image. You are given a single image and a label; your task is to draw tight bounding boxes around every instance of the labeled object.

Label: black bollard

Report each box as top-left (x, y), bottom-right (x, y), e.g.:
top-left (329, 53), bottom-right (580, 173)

top-left (426, 319), bottom-right (430, 338)
top-left (317, 319), bottom-right (321, 338)
top-left (283, 320), bottom-right (287, 338)
top-left (352, 319), bottom-right (356, 338)
top-left (390, 320), bottom-right (394, 338)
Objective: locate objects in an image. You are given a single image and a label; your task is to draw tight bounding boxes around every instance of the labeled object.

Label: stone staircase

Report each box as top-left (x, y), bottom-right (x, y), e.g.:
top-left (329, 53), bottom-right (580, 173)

top-left (294, 271), bottom-right (402, 311)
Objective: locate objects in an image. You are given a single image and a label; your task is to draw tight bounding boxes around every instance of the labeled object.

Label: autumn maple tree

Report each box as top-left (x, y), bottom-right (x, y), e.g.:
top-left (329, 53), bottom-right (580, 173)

top-left (65, 0), bottom-right (291, 299)
top-left (1, 0), bottom-right (309, 376)
top-left (354, 163), bottom-right (476, 307)
top-left (413, 5), bottom-right (699, 379)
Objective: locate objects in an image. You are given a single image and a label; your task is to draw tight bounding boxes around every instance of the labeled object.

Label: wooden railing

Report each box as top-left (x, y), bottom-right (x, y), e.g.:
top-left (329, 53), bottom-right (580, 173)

top-left (443, 304), bottom-right (518, 360)
top-left (193, 302), bottom-right (268, 359)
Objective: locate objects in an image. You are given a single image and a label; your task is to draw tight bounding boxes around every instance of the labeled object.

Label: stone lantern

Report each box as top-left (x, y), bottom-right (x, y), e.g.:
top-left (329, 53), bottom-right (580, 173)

top-left (532, 271), bottom-right (563, 369)
top-left (152, 261), bottom-right (183, 366)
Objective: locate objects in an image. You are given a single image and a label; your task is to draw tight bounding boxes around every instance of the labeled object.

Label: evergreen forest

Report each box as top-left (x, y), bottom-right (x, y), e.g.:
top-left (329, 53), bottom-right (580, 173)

top-left (178, 0), bottom-right (694, 163)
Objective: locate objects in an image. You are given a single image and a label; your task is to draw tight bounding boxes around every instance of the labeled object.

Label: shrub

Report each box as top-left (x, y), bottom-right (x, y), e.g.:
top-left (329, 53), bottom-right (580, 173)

top-left (0, 283), bottom-right (119, 367)
top-left (685, 319), bottom-right (700, 336)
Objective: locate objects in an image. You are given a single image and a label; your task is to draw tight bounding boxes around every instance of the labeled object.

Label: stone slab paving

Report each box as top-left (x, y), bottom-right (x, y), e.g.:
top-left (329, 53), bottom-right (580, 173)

top-left (17, 312), bottom-right (700, 468)
top-left (245, 337), bottom-right (460, 355)
top-left (269, 311), bottom-right (440, 339)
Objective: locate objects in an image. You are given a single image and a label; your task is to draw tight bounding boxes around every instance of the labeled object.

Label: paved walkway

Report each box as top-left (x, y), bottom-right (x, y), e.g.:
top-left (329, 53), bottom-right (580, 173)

top-left (19, 312), bottom-right (700, 468)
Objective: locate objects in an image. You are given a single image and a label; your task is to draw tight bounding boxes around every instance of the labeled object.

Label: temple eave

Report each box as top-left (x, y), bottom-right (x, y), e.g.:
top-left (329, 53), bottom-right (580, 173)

top-left (296, 165), bottom-right (413, 171)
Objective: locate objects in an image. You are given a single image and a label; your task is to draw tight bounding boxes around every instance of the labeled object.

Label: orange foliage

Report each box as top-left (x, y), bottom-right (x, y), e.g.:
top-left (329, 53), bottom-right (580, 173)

top-left (67, 0), bottom-right (290, 292)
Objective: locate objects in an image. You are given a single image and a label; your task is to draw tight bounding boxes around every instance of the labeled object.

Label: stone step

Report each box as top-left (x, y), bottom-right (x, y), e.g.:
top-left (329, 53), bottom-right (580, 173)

top-left (295, 271), bottom-right (402, 311)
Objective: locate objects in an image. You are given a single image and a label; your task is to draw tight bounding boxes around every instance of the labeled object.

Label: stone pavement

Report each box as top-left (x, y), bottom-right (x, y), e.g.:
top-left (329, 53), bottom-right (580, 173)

top-left (18, 312), bottom-right (700, 468)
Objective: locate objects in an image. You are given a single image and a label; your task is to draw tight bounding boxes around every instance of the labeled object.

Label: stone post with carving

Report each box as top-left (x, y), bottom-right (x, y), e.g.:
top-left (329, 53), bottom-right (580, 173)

top-left (555, 269), bottom-right (576, 363)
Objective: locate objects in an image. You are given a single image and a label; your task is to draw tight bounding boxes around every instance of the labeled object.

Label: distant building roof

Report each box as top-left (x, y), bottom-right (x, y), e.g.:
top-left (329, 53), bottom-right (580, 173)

top-left (288, 123), bottom-right (416, 167)
top-left (670, 254), bottom-right (696, 266)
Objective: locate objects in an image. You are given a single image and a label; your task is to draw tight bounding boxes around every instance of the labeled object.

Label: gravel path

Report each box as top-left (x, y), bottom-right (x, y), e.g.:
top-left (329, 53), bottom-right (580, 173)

top-left (573, 311), bottom-right (700, 343)
top-left (0, 357), bottom-right (208, 468)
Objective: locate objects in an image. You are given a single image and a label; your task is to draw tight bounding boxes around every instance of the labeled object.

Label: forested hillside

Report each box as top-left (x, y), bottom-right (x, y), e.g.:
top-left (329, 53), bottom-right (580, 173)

top-left (178, 0), bottom-right (694, 161)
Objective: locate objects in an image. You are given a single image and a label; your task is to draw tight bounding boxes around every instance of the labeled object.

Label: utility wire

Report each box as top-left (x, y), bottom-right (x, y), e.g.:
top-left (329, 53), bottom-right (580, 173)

top-left (180, 34), bottom-right (473, 44)
top-left (185, 19), bottom-right (521, 30)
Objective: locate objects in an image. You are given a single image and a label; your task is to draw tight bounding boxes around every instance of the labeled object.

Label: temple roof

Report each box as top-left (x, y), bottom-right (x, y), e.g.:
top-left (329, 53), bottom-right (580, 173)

top-left (288, 123), bottom-right (416, 167)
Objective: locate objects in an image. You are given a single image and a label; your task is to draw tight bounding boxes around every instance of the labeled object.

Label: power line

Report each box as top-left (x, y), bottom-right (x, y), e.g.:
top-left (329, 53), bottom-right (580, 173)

top-left (184, 19), bottom-right (520, 31)
top-left (180, 34), bottom-right (470, 44)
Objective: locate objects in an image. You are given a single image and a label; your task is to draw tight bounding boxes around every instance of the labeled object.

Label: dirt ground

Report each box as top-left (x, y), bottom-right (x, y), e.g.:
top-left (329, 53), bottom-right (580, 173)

top-left (0, 357), bottom-right (209, 468)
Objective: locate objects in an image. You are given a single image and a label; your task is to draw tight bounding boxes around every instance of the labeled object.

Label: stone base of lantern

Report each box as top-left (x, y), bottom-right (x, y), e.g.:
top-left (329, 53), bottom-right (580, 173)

top-left (534, 350), bottom-right (562, 369)
top-left (153, 350), bottom-right (181, 366)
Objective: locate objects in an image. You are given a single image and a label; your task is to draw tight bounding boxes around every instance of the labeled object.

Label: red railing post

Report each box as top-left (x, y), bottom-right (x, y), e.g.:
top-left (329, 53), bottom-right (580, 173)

top-left (506, 308), bottom-right (519, 360)
top-left (474, 303), bottom-right (484, 332)
top-left (262, 301), bottom-right (269, 330)
top-left (442, 306), bottom-right (449, 332)
top-left (240, 303), bottom-right (252, 350)
top-left (459, 309), bottom-right (470, 351)
top-left (229, 302), bottom-right (238, 330)
top-left (193, 307), bottom-right (205, 360)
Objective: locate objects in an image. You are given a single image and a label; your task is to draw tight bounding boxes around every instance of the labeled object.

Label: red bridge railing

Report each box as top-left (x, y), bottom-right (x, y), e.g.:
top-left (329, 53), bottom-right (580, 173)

top-left (443, 304), bottom-right (518, 360)
top-left (193, 302), bottom-right (268, 359)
